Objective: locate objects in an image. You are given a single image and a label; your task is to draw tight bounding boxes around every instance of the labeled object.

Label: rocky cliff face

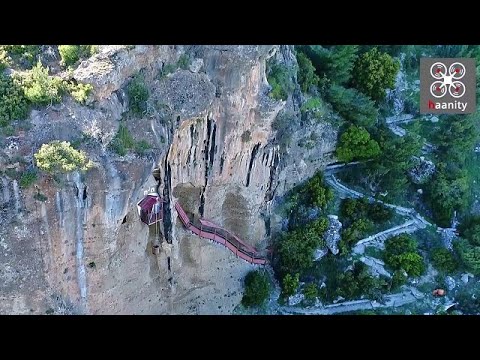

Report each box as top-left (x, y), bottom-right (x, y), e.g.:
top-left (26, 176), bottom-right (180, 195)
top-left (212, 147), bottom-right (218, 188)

top-left (0, 45), bottom-right (337, 314)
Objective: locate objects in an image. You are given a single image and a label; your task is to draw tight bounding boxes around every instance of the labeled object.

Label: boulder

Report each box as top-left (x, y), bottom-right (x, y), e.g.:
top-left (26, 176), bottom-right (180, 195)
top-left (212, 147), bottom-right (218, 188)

top-left (445, 276), bottom-right (456, 291)
top-left (288, 293), bottom-right (305, 306)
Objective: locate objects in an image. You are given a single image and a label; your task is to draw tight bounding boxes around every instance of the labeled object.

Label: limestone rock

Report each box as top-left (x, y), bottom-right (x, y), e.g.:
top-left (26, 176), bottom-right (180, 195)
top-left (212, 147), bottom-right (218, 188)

top-left (409, 156), bottom-right (436, 184)
top-left (324, 215), bottom-right (342, 255)
top-left (445, 276), bottom-right (456, 291)
top-left (288, 293), bottom-right (305, 306)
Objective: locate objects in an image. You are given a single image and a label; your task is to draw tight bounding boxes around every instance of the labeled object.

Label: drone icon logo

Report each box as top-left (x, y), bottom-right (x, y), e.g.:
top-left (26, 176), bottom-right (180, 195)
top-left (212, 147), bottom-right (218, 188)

top-left (430, 62), bottom-right (466, 98)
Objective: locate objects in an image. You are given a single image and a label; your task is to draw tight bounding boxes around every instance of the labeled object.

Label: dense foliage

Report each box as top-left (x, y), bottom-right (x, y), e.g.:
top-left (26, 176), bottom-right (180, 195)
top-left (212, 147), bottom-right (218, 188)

top-left (110, 123), bottom-right (151, 156)
top-left (241, 270), bottom-right (271, 307)
top-left (318, 257), bottom-right (386, 302)
top-left (277, 217), bottom-right (328, 276)
top-left (58, 45), bottom-right (98, 67)
top-left (127, 74), bottom-right (149, 115)
top-left (267, 62), bottom-right (295, 101)
top-left (297, 45), bottom-right (358, 85)
top-left (0, 73), bottom-right (30, 127)
top-left (455, 239), bottom-right (480, 275)
top-left (430, 248), bottom-right (458, 273)
top-left (21, 62), bottom-right (64, 105)
top-left (351, 48), bottom-right (400, 102)
top-left (383, 234), bottom-right (425, 277)
top-left (34, 141), bottom-right (92, 174)
top-left (281, 273), bottom-right (299, 298)
top-left (296, 52), bottom-right (319, 93)
top-left (19, 170), bottom-right (38, 189)
top-left (336, 125), bottom-right (381, 163)
top-left (327, 84), bottom-right (378, 128)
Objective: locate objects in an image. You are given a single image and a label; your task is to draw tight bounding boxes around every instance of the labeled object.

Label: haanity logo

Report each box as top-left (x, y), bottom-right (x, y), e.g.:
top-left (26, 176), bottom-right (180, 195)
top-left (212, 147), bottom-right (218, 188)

top-left (420, 58), bottom-right (476, 114)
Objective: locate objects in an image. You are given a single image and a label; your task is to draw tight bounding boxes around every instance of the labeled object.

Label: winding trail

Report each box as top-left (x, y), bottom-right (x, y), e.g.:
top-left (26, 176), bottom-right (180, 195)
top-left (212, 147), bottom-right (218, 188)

top-left (324, 172), bottom-right (433, 254)
top-left (279, 287), bottom-right (424, 315)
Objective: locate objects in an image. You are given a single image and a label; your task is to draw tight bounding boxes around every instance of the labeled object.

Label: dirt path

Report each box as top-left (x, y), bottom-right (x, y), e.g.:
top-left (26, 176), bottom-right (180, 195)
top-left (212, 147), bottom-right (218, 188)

top-left (279, 287), bottom-right (424, 315)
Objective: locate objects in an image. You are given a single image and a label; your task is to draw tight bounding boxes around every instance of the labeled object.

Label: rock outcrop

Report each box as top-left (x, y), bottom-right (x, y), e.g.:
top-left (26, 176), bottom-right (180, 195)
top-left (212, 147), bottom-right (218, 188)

top-left (0, 45), bottom-right (337, 314)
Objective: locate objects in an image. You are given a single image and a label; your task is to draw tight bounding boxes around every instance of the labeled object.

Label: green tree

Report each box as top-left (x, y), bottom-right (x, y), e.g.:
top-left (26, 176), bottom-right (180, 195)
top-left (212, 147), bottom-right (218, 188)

top-left (281, 273), bottom-right (300, 297)
top-left (296, 52), bottom-right (319, 93)
top-left (431, 248), bottom-right (458, 273)
top-left (383, 234), bottom-right (425, 277)
top-left (21, 62), bottom-right (64, 105)
top-left (326, 46), bottom-right (359, 85)
top-left (58, 45), bottom-right (98, 67)
top-left (58, 45), bottom-right (80, 66)
top-left (336, 125), bottom-right (381, 163)
top-left (127, 74), bottom-right (149, 115)
top-left (391, 270), bottom-right (408, 290)
top-left (426, 166), bottom-right (469, 227)
top-left (296, 45), bottom-right (358, 85)
top-left (339, 218), bottom-right (373, 253)
top-left (303, 283), bottom-right (319, 301)
top-left (300, 172), bottom-right (333, 209)
top-left (459, 216), bottom-right (480, 246)
top-left (384, 234), bottom-right (417, 257)
top-left (241, 270), bottom-right (271, 307)
top-left (34, 141), bottom-right (92, 174)
top-left (267, 62), bottom-right (295, 101)
top-left (351, 47), bottom-right (400, 101)
top-left (435, 115), bottom-right (478, 164)
top-left (364, 127), bottom-right (422, 197)
top-left (19, 171), bottom-right (38, 188)
top-left (327, 84), bottom-right (378, 128)
top-left (0, 73), bottom-right (30, 127)
top-left (454, 238), bottom-right (480, 275)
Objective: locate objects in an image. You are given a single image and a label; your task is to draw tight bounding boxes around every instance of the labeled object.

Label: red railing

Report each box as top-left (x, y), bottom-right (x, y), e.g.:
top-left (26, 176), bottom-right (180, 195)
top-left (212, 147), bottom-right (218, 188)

top-left (173, 201), bottom-right (266, 265)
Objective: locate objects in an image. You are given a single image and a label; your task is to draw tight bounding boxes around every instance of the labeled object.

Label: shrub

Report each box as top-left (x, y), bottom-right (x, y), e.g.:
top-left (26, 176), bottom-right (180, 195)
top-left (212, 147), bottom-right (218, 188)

top-left (34, 192), bottom-right (48, 202)
top-left (21, 62), bottom-right (64, 105)
top-left (454, 238), bottom-right (480, 275)
top-left (383, 234), bottom-right (425, 277)
top-left (300, 97), bottom-right (324, 114)
top-left (241, 130), bottom-right (252, 143)
top-left (281, 273), bottom-right (300, 298)
top-left (278, 218), bottom-right (328, 275)
top-left (336, 125), bottom-right (381, 163)
top-left (58, 45), bottom-right (80, 66)
top-left (340, 197), bottom-right (393, 226)
top-left (300, 172), bottom-right (333, 209)
top-left (431, 248), bottom-right (458, 273)
top-left (110, 124), bottom-right (135, 156)
top-left (267, 62), bottom-right (295, 101)
top-left (34, 141), bottom-right (92, 174)
top-left (19, 170), bottom-right (38, 188)
top-left (391, 270), bottom-right (408, 290)
top-left (0, 45), bottom-right (40, 69)
top-left (339, 218), bottom-right (373, 254)
top-left (303, 283), bottom-right (319, 301)
top-left (159, 63), bottom-right (177, 77)
top-left (296, 52), bottom-right (319, 93)
top-left (127, 74), bottom-right (149, 115)
top-left (134, 140), bottom-right (151, 156)
top-left (336, 261), bottom-right (385, 301)
top-left (0, 73), bottom-right (30, 127)
top-left (66, 82), bottom-right (93, 104)
top-left (458, 216), bottom-right (480, 246)
top-left (351, 47), bottom-right (400, 102)
top-left (241, 270), bottom-right (271, 307)
top-left (177, 54), bottom-right (191, 70)
top-left (58, 45), bottom-right (98, 67)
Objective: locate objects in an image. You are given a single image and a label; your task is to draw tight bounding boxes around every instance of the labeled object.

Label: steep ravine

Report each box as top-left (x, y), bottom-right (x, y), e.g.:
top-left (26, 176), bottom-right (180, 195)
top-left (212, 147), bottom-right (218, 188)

top-left (0, 45), bottom-right (337, 314)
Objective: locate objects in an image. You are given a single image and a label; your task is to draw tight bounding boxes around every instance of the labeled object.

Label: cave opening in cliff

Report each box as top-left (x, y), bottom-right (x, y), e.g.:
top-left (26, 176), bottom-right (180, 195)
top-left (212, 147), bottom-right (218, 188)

top-left (122, 215), bottom-right (127, 224)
